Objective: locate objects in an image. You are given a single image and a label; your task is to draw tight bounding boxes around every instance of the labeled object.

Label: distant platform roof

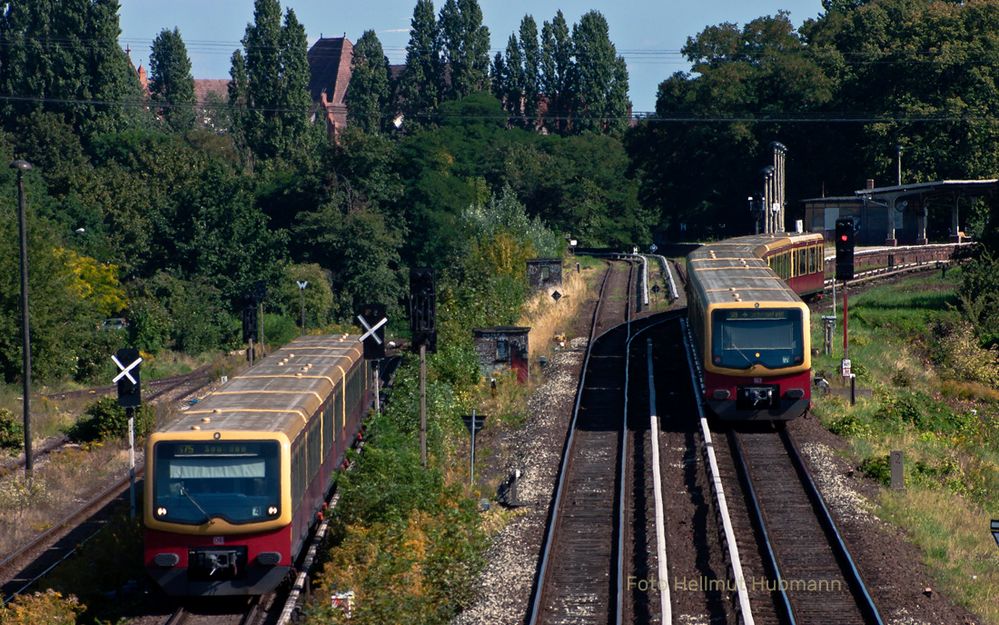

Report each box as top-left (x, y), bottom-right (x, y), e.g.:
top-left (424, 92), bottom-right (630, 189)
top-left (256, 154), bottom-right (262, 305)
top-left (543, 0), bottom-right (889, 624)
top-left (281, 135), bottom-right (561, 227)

top-left (855, 179), bottom-right (998, 198)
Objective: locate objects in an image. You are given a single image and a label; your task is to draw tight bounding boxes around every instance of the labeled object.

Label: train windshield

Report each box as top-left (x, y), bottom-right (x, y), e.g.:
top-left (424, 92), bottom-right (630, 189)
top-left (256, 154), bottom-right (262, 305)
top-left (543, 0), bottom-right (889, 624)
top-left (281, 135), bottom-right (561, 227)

top-left (152, 440), bottom-right (280, 525)
top-left (711, 308), bottom-right (804, 370)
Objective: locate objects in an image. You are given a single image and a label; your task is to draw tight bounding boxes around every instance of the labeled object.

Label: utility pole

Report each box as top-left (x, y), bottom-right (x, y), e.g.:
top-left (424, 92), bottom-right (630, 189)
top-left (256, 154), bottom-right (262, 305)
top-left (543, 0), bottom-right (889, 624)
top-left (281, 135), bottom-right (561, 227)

top-left (11, 160), bottom-right (33, 478)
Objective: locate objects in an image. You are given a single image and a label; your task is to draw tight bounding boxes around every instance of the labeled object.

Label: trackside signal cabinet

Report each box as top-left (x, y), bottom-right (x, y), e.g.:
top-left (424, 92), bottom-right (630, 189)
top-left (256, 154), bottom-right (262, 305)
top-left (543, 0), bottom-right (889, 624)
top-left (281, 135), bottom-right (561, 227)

top-left (835, 218), bottom-right (855, 281)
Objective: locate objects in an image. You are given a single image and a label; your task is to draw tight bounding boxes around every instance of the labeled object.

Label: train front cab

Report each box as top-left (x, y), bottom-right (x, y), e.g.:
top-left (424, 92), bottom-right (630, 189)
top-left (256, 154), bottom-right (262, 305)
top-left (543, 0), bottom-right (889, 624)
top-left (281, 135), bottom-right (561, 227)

top-left (701, 301), bottom-right (812, 421)
top-left (144, 432), bottom-right (294, 595)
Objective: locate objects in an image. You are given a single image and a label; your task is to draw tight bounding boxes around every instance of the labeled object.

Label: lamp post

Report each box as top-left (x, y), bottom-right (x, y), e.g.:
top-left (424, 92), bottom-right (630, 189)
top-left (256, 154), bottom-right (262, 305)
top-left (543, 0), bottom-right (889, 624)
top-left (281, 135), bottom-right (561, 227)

top-left (296, 280), bottom-right (308, 335)
top-left (11, 160), bottom-right (33, 478)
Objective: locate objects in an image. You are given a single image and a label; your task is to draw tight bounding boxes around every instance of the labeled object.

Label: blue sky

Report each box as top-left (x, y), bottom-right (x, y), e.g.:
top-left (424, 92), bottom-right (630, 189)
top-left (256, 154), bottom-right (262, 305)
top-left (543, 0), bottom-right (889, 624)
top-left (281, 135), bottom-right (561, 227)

top-left (118, 0), bottom-right (824, 113)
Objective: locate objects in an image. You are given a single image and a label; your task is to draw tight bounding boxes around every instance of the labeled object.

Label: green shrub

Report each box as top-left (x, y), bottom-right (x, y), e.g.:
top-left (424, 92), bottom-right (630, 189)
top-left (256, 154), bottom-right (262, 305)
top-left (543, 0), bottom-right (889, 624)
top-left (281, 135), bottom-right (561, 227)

top-left (933, 320), bottom-right (999, 386)
top-left (0, 408), bottom-right (23, 450)
top-left (68, 397), bottom-right (156, 443)
top-left (877, 390), bottom-right (965, 434)
top-left (859, 454), bottom-right (890, 486)
top-left (263, 313), bottom-right (299, 347)
top-left (826, 412), bottom-right (873, 438)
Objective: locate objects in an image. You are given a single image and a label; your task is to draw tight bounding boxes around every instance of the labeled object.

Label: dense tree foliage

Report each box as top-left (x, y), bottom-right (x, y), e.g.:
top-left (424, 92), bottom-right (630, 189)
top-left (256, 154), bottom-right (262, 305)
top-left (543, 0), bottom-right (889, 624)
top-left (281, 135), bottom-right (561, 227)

top-left (491, 10), bottom-right (630, 135)
top-left (149, 28), bottom-right (196, 130)
top-left (0, 0), bottom-right (144, 136)
top-left (229, 0), bottom-right (315, 162)
top-left (541, 11), bottom-right (573, 133)
top-left (397, 0), bottom-right (441, 127)
top-left (628, 0), bottom-right (999, 240)
top-left (347, 31), bottom-right (392, 134)
top-left (438, 0), bottom-right (491, 101)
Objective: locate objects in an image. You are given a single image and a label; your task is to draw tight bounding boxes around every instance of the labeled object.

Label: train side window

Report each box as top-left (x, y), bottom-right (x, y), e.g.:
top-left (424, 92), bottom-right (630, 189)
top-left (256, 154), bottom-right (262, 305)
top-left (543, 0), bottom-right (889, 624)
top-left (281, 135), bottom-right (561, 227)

top-left (292, 441), bottom-right (305, 506)
top-left (308, 417), bottom-right (321, 474)
top-left (323, 402), bottom-right (333, 453)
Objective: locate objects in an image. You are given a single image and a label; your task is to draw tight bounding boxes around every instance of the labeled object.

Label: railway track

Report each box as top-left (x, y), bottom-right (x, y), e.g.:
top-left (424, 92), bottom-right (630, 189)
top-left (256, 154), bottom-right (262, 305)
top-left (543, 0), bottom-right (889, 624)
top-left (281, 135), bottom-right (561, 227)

top-left (681, 316), bottom-right (883, 625)
top-left (43, 364), bottom-right (215, 403)
top-left (729, 427), bottom-right (883, 625)
top-left (0, 470), bottom-right (136, 603)
top-left (162, 595), bottom-right (264, 625)
top-left (527, 259), bottom-right (635, 625)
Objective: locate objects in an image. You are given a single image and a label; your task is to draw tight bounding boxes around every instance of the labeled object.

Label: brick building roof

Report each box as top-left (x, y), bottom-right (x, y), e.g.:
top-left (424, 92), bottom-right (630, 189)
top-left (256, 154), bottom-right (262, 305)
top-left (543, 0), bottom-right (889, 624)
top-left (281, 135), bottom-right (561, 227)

top-left (308, 37), bottom-right (353, 137)
top-left (194, 79), bottom-right (230, 104)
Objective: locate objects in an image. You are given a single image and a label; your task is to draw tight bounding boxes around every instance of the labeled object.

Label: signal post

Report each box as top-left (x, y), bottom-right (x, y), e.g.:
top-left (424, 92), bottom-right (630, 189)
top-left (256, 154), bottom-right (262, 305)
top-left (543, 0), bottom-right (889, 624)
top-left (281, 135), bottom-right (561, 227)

top-left (410, 268), bottom-right (437, 468)
top-left (835, 218), bottom-right (856, 402)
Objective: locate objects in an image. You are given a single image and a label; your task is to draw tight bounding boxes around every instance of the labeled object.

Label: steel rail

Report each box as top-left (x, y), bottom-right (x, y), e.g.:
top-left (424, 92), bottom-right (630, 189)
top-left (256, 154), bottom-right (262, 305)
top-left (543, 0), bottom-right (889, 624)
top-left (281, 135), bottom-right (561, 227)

top-left (619, 315), bottom-right (678, 624)
top-left (680, 318), bottom-right (756, 625)
top-left (729, 433), bottom-right (797, 624)
top-left (164, 607), bottom-right (188, 625)
top-left (648, 254), bottom-right (680, 302)
top-left (525, 261), bottom-right (620, 625)
top-left (614, 261), bottom-right (636, 625)
top-left (1, 468), bottom-right (137, 604)
top-left (645, 337), bottom-right (671, 624)
top-left (782, 430), bottom-right (885, 625)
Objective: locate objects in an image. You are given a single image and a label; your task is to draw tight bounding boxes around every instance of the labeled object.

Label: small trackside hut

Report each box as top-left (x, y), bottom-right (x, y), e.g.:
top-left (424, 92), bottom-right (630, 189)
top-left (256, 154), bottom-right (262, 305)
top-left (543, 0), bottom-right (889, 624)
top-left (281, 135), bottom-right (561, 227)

top-left (144, 335), bottom-right (369, 596)
top-left (686, 233), bottom-right (823, 420)
top-left (473, 326), bottom-right (531, 383)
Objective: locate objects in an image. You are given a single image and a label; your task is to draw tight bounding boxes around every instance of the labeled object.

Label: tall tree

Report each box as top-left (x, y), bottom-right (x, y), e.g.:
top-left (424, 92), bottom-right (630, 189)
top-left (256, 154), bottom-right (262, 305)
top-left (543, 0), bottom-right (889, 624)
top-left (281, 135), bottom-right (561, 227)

top-left (239, 0), bottom-right (282, 159)
top-left (232, 0), bottom-right (313, 161)
top-left (438, 0), bottom-right (491, 101)
top-left (278, 8), bottom-right (312, 157)
top-left (570, 11), bottom-right (630, 134)
top-left (490, 52), bottom-right (507, 104)
top-left (347, 30), bottom-right (391, 134)
top-left (0, 0), bottom-right (140, 134)
top-left (398, 0), bottom-right (441, 126)
top-left (541, 11), bottom-right (573, 134)
top-left (227, 49), bottom-right (250, 158)
top-left (149, 28), bottom-right (196, 130)
top-left (85, 0), bottom-right (143, 134)
top-left (502, 33), bottom-right (524, 118)
top-left (519, 15), bottom-right (541, 127)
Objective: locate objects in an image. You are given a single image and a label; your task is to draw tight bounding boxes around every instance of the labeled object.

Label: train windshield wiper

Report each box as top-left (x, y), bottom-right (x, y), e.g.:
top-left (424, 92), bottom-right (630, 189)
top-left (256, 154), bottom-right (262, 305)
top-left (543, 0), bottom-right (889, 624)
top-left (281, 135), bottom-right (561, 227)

top-left (178, 484), bottom-right (211, 523)
top-left (726, 340), bottom-right (754, 366)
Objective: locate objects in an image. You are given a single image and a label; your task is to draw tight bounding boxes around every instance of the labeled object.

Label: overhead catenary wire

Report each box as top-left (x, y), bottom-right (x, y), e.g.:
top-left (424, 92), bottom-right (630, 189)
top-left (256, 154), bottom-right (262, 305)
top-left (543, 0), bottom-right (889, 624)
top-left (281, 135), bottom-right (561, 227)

top-left (0, 91), bottom-right (994, 125)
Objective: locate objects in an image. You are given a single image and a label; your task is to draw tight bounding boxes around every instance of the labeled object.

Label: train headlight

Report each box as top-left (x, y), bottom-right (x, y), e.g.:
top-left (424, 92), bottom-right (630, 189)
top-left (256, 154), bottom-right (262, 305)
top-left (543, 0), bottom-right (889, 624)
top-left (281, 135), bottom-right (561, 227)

top-left (712, 389), bottom-right (731, 400)
top-left (157, 507), bottom-right (168, 517)
top-left (786, 388), bottom-right (805, 399)
top-left (268, 506), bottom-right (279, 515)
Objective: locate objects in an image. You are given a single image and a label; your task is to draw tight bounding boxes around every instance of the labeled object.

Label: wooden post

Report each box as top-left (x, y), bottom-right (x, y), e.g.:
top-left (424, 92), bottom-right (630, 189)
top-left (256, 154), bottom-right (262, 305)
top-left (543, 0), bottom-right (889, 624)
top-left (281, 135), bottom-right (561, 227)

top-left (890, 450), bottom-right (904, 490)
top-left (420, 343), bottom-right (427, 468)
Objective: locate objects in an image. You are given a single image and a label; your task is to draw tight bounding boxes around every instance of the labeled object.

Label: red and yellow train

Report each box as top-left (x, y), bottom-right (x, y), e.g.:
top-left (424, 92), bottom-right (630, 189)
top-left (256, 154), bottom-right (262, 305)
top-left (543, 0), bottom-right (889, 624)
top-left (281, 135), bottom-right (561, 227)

top-left (144, 335), bottom-right (369, 595)
top-left (686, 232), bottom-right (824, 420)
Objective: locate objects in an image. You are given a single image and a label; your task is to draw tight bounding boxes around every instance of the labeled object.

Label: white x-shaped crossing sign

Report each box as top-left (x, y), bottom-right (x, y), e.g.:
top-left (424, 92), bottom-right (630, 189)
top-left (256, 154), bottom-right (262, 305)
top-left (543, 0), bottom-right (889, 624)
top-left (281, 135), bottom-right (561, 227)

top-left (357, 315), bottom-right (387, 345)
top-left (112, 354), bottom-right (143, 384)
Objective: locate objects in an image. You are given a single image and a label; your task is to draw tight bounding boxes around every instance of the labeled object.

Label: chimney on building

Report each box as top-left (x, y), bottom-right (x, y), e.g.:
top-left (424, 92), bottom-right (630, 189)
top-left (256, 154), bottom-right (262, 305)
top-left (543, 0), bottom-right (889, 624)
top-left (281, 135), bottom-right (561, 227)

top-left (865, 178), bottom-right (875, 190)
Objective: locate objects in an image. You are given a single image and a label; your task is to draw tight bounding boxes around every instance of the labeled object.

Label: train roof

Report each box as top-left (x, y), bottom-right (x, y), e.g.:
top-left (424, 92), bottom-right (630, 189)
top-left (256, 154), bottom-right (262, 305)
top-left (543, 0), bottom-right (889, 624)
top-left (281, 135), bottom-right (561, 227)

top-left (160, 335), bottom-right (363, 440)
top-left (687, 232), bottom-right (823, 306)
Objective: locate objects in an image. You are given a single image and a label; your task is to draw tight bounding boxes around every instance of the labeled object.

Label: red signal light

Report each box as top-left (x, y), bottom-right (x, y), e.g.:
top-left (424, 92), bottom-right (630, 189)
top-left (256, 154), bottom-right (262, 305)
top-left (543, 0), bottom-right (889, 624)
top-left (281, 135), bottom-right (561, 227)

top-left (840, 235), bottom-right (848, 241)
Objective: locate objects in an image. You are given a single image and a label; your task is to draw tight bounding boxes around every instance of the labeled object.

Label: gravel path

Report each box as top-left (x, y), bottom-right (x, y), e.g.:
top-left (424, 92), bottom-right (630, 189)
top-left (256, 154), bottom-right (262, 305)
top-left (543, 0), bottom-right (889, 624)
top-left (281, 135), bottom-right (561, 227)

top-left (453, 337), bottom-right (587, 625)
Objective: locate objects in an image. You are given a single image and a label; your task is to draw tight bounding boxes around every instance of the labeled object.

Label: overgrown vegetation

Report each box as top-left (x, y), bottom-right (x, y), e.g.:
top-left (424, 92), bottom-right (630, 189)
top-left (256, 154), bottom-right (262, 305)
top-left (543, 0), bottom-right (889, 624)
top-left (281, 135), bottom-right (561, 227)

top-left (66, 396), bottom-right (156, 444)
top-left (811, 270), bottom-right (999, 623)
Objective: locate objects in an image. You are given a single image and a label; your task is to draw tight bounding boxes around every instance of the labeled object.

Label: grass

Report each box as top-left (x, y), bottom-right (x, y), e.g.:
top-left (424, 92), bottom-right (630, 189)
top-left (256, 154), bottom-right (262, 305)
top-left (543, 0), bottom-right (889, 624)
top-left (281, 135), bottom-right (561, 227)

top-left (0, 442), bottom-right (135, 555)
top-left (880, 488), bottom-right (999, 624)
top-left (516, 261), bottom-right (593, 367)
top-left (809, 268), bottom-right (999, 624)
